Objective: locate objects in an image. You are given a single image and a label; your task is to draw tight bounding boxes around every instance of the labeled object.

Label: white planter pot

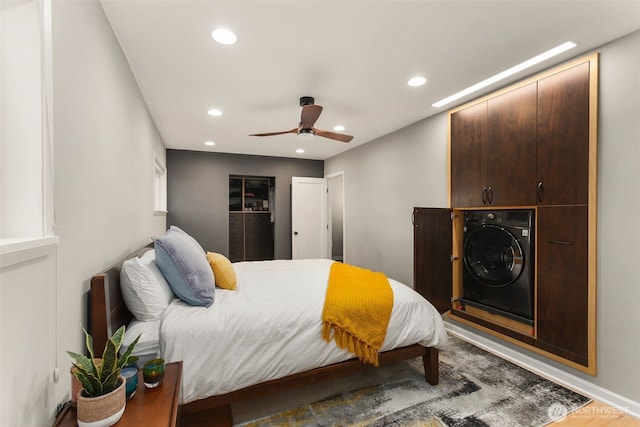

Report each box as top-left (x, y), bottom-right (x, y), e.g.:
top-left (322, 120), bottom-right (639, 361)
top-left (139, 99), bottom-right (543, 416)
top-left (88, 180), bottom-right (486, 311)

top-left (76, 376), bottom-right (126, 427)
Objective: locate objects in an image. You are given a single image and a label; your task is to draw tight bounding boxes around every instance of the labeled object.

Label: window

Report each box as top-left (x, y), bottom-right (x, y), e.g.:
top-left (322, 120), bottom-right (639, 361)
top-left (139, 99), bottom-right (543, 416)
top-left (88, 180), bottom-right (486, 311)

top-left (154, 156), bottom-right (167, 214)
top-left (1, 0), bottom-right (55, 241)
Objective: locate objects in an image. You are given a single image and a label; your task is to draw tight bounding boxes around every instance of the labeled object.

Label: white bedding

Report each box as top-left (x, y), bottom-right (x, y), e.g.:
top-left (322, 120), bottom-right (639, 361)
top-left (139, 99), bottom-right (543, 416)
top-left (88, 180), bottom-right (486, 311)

top-left (159, 259), bottom-right (448, 404)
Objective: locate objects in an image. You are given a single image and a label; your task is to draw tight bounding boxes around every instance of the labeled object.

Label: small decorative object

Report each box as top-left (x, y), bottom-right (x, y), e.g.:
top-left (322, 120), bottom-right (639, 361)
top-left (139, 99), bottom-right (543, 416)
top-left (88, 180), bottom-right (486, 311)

top-left (143, 358), bottom-right (166, 388)
top-left (67, 326), bottom-right (140, 427)
top-left (121, 367), bottom-right (138, 399)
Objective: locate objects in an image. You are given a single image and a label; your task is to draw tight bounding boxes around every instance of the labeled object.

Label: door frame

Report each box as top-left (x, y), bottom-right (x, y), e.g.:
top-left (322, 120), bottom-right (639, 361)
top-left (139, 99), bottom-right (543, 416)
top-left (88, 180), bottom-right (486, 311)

top-left (326, 171), bottom-right (346, 263)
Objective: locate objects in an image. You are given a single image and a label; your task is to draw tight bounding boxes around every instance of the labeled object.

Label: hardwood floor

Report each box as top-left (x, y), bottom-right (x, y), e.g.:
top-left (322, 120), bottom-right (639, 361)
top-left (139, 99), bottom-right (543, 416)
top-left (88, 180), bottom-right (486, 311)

top-left (551, 401), bottom-right (640, 426)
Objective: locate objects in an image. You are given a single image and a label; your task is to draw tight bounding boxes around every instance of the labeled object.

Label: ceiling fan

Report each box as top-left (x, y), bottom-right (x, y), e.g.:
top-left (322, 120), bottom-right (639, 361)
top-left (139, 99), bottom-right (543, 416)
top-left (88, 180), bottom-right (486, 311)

top-left (250, 96), bottom-right (353, 143)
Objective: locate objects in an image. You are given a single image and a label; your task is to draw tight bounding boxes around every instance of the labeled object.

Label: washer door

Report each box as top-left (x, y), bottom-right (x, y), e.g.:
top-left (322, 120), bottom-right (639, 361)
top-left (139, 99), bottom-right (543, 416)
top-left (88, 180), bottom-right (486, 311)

top-left (464, 224), bottom-right (524, 287)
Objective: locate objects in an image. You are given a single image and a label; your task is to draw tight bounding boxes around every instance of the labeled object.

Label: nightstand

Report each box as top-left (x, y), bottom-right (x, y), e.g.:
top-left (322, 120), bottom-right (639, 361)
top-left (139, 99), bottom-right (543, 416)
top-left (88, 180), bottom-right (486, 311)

top-left (53, 361), bottom-right (182, 427)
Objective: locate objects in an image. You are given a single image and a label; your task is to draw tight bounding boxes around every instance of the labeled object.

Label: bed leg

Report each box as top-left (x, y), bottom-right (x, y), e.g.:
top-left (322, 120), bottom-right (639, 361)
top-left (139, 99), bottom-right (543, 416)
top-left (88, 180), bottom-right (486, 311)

top-left (423, 347), bottom-right (439, 385)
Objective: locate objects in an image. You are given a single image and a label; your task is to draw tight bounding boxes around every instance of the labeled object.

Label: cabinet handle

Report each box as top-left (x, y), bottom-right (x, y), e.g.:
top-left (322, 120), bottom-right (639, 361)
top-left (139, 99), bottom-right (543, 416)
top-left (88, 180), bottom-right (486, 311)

top-left (487, 186), bottom-right (493, 204)
top-left (548, 240), bottom-right (573, 245)
top-left (482, 187), bottom-right (488, 204)
top-left (537, 182), bottom-right (544, 204)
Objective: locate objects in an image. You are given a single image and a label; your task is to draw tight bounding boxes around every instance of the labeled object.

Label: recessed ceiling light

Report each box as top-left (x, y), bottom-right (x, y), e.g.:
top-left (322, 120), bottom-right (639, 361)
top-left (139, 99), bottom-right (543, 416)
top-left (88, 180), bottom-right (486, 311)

top-left (408, 76), bottom-right (427, 87)
top-left (432, 41), bottom-right (577, 108)
top-left (207, 108), bottom-right (222, 116)
top-left (211, 28), bottom-right (237, 45)
top-left (333, 125), bottom-right (345, 131)
top-left (204, 141), bottom-right (215, 146)
top-left (296, 148), bottom-right (305, 154)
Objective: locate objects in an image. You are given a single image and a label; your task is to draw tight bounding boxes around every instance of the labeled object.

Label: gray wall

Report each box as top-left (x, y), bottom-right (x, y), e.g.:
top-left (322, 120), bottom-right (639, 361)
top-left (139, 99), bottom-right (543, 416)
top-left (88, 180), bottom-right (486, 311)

top-left (325, 114), bottom-right (449, 285)
top-left (167, 149), bottom-right (324, 259)
top-left (325, 30), bottom-right (640, 404)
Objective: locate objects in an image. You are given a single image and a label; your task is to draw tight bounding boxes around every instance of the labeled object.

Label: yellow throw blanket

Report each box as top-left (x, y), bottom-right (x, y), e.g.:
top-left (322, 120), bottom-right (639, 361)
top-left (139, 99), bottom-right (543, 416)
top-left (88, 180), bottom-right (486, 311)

top-left (321, 262), bottom-right (394, 367)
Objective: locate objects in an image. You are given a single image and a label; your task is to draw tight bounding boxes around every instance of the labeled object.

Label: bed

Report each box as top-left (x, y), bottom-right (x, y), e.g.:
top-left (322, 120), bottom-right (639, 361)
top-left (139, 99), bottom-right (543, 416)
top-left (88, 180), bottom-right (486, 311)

top-left (88, 237), bottom-right (447, 425)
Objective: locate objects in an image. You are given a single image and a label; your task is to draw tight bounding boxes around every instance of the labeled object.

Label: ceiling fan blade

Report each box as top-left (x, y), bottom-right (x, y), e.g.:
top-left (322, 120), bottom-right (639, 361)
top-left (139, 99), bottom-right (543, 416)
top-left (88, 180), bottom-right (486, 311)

top-left (300, 104), bottom-right (323, 129)
top-left (314, 128), bottom-right (353, 143)
top-left (249, 128), bottom-right (298, 137)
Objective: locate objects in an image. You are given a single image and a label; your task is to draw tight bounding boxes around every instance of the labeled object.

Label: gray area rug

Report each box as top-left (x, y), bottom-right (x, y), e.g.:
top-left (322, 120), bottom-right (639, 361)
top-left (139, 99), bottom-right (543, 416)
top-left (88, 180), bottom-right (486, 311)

top-left (233, 336), bottom-right (590, 426)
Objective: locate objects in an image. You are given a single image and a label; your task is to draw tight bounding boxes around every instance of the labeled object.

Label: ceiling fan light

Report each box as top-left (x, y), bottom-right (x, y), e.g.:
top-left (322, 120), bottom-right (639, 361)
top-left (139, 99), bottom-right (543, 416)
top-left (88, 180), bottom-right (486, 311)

top-left (298, 129), bottom-right (315, 140)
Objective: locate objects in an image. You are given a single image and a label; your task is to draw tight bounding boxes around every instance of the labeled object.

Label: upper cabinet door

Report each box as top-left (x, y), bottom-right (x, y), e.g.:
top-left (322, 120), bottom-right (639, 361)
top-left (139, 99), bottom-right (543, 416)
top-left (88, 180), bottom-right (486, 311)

top-left (450, 102), bottom-right (487, 207)
top-left (537, 62), bottom-right (590, 206)
top-left (487, 83), bottom-right (537, 206)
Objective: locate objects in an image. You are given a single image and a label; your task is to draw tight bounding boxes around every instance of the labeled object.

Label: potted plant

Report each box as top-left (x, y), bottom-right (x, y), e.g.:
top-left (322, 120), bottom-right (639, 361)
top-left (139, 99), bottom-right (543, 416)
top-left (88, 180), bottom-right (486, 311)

top-left (68, 326), bottom-right (140, 427)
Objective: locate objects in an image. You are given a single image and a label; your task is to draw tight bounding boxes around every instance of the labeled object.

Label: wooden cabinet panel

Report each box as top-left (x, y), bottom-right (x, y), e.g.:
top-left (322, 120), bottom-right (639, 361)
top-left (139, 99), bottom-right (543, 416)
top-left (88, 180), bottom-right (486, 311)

top-left (229, 213), bottom-right (274, 262)
top-left (487, 83), bottom-right (537, 206)
top-left (229, 213), bottom-right (244, 262)
top-left (536, 206), bottom-right (589, 365)
top-left (450, 102), bottom-right (487, 207)
top-left (244, 213), bottom-right (274, 261)
top-left (537, 62), bottom-right (590, 205)
top-left (413, 208), bottom-right (452, 314)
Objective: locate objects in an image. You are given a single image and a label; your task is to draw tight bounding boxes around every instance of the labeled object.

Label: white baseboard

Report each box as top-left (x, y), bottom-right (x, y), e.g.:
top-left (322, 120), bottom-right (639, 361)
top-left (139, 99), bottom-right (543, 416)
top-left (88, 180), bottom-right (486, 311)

top-left (444, 321), bottom-right (640, 419)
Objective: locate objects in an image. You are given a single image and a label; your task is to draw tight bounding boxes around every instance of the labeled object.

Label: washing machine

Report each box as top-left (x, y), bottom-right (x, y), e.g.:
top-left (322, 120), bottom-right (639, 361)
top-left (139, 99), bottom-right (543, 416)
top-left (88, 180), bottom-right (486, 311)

top-left (461, 209), bottom-right (535, 324)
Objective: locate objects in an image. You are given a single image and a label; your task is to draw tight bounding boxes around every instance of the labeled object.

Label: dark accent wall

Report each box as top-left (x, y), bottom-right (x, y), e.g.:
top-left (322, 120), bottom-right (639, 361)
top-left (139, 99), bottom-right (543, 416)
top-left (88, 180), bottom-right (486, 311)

top-left (166, 149), bottom-right (324, 259)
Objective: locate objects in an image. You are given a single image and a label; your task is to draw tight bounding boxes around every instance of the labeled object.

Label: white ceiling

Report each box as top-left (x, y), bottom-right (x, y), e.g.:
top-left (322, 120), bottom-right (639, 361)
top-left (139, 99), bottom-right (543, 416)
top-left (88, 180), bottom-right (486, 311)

top-left (100, 0), bottom-right (640, 160)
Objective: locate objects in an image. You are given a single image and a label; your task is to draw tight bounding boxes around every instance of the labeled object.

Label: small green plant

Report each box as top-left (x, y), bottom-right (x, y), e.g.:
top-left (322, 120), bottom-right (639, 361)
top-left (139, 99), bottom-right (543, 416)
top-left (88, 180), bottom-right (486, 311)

top-left (68, 326), bottom-right (140, 397)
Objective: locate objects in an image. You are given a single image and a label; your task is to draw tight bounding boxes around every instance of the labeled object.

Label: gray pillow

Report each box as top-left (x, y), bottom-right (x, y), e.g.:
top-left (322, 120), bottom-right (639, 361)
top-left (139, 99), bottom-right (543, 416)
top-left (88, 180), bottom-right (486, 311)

top-left (154, 226), bottom-right (214, 307)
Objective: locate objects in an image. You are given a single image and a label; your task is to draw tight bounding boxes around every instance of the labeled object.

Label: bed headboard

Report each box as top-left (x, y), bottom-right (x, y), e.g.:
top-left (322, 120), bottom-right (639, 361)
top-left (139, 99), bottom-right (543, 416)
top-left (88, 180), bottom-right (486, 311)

top-left (89, 244), bottom-right (153, 356)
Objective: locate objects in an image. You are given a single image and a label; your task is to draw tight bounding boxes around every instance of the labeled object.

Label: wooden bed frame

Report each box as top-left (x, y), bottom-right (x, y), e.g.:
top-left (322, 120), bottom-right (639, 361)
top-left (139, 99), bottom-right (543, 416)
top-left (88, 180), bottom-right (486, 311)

top-left (89, 246), bottom-right (439, 425)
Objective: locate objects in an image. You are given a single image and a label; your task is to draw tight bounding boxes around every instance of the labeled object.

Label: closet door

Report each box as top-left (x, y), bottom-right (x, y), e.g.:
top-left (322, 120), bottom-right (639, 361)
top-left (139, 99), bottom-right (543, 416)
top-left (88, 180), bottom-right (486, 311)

top-left (537, 62), bottom-right (590, 206)
top-left (450, 102), bottom-right (487, 207)
top-left (537, 206), bottom-right (589, 365)
top-left (228, 213), bottom-right (244, 262)
top-left (487, 83), bottom-right (537, 206)
top-left (413, 208), bottom-right (452, 314)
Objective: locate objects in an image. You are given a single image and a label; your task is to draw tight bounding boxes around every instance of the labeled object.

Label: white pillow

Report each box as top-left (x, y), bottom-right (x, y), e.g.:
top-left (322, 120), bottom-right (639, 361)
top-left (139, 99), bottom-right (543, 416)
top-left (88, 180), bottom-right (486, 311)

top-left (120, 319), bottom-right (161, 366)
top-left (120, 249), bottom-right (174, 321)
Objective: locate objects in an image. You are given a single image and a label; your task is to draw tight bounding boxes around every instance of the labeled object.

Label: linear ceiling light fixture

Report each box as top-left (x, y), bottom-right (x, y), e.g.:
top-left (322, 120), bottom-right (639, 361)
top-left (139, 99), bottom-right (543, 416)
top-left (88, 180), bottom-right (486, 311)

top-left (431, 41), bottom-right (577, 108)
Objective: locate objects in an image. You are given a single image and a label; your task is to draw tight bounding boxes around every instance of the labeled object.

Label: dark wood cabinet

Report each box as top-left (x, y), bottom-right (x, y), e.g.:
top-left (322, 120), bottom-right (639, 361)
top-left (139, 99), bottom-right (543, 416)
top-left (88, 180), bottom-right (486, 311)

top-left (229, 176), bottom-right (275, 262)
top-left (450, 102), bottom-right (487, 207)
top-left (450, 83), bottom-right (537, 207)
top-left (229, 213), bottom-right (244, 262)
top-left (536, 206), bottom-right (589, 365)
top-left (432, 54), bottom-right (597, 374)
top-left (243, 212), bottom-right (274, 261)
top-left (451, 64), bottom-right (590, 209)
top-left (487, 83), bottom-right (537, 206)
top-left (413, 208), bottom-right (452, 314)
top-left (229, 213), bottom-right (274, 262)
top-left (537, 62), bottom-right (590, 206)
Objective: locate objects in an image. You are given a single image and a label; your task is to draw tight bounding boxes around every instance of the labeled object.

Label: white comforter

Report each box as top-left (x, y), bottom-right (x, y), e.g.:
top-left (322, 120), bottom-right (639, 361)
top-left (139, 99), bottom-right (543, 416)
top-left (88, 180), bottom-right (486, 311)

top-left (159, 259), bottom-right (448, 404)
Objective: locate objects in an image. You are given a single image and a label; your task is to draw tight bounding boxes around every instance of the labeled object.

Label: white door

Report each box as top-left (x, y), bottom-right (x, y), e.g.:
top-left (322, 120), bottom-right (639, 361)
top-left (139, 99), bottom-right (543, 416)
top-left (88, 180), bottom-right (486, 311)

top-left (292, 177), bottom-right (327, 259)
